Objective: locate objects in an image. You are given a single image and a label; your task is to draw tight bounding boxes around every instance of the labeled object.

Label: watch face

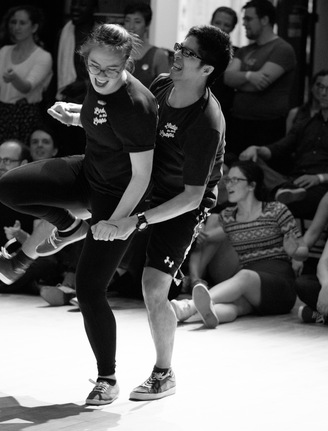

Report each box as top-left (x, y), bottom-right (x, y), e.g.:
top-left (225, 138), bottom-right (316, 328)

top-left (136, 212), bottom-right (148, 231)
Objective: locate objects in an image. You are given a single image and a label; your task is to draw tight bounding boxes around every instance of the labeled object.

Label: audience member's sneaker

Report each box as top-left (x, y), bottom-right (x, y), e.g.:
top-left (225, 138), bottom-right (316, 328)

top-left (170, 298), bottom-right (195, 322)
top-left (298, 305), bottom-right (328, 324)
top-left (36, 220), bottom-right (89, 257)
top-left (0, 253), bottom-right (30, 285)
top-left (86, 379), bottom-right (119, 405)
top-left (192, 281), bottom-right (218, 329)
top-left (70, 296), bottom-right (79, 307)
top-left (40, 284), bottom-right (76, 306)
top-left (275, 187), bottom-right (306, 205)
top-left (130, 368), bottom-right (176, 401)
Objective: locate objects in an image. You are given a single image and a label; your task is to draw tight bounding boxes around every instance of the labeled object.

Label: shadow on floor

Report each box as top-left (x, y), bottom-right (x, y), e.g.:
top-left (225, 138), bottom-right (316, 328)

top-left (0, 396), bottom-right (121, 430)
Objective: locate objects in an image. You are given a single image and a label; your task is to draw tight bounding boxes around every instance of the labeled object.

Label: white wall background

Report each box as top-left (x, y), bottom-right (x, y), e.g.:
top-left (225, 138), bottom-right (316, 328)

top-left (150, 0), bottom-right (248, 50)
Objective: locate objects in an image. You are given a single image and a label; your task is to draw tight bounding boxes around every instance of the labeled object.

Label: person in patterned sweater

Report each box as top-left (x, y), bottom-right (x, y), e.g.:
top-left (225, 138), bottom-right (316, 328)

top-left (171, 160), bottom-right (306, 328)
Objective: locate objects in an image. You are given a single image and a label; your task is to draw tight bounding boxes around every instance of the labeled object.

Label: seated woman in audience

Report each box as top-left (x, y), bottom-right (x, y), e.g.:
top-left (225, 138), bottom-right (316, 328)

top-left (295, 191), bottom-right (328, 324)
top-left (123, 2), bottom-right (170, 88)
top-left (171, 160), bottom-right (305, 329)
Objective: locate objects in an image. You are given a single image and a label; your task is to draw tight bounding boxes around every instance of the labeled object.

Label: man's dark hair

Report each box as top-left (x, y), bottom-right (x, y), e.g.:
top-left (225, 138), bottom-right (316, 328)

top-left (243, 0), bottom-right (276, 26)
top-left (30, 122), bottom-right (59, 149)
top-left (186, 25), bottom-right (233, 87)
top-left (311, 68), bottom-right (328, 86)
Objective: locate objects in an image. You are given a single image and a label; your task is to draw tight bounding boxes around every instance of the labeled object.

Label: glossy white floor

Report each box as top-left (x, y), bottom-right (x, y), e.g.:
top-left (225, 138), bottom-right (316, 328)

top-left (1, 292), bottom-right (328, 431)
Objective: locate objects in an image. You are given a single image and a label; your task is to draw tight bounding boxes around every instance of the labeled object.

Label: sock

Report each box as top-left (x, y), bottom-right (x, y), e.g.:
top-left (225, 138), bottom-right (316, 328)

top-left (14, 250), bottom-right (35, 268)
top-left (97, 377), bottom-right (116, 386)
top-left (58, 220), bottom-right (83, 238)
top-left (153, 365), bottom-right (170, 375)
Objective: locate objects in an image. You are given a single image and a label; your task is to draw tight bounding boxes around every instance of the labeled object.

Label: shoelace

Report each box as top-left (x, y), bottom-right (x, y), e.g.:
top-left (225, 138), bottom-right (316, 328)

top-left (143, 372), bottom-right (166, 388)
top-left (48, 230), bottom-right (62, 249)
top-left (0, 238), bottom-right (17, 259)
top-left (89, 379), bottom-right (110, 393)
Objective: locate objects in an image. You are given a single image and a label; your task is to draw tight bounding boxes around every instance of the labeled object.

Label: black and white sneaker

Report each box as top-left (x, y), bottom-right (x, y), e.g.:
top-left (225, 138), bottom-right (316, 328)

top-left (298, 305), bottom-right (328, 324)
top-left (130, 368), bottom-right (176, 401)
top-left (86, 379), bottom-right (119, 405)
top-left (36, 220), bottom-right (89, 256)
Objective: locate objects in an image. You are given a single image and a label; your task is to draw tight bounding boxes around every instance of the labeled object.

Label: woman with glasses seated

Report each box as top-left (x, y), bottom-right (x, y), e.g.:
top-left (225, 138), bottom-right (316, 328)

top-left (0, 23), bottom-right (158, 405)
top-left (171, 160), bottom-right (306, 328)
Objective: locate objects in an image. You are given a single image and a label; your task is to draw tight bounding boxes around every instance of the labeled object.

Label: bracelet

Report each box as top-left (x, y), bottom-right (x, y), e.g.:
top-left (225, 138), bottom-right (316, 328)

top-left (245, 71), bottom-right (252, 81)
top-left (317, 174), bottom-right (325, 183)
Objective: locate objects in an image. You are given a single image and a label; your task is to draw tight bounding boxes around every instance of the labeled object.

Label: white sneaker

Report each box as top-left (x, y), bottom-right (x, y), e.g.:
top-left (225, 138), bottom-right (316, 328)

top-left (192, 281), bottom-right (218, 329)
top-left (170, 299), bottom-right (195, 322)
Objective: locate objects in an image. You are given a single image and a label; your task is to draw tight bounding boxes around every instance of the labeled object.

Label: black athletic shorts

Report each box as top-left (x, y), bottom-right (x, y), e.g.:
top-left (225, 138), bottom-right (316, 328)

top-left (145, 207), bottom-right (209, 278)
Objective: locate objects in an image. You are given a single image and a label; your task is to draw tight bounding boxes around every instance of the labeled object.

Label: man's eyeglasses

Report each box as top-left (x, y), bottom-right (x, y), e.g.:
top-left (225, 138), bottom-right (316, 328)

top-left (85, 62), bottom-right (124, 79)
top-left (173, 42), bottom-right (204, 62)
top-left (223, 177), bottom-right (248, 185)
top-left (0, 157), bottom-right (21, 166)
top-left (315, 82), bottom-right (328, 92)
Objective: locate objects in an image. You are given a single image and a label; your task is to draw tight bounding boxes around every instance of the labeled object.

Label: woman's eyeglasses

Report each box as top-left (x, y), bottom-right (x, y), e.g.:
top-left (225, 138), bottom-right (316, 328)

top-left (85, 62), bottom-right (124, 79)
top-left (223, 177), bottom-right (248, 185)
top-left (173, 42), bottom-right (204, 61)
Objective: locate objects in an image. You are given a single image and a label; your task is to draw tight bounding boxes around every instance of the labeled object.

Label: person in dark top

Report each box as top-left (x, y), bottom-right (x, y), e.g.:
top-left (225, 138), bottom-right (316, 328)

top-left (224, 0), bottom-right (297, 156)
top-left (104, 25), bottom-right (232, 401)
top-left (123, 2), bottom-right (170, 88)
top-left (0, 24), bottom-right (158, 406)
top-left (239, 69), bottom-right (328, 220)
top-left (209, 6), bottom-right (239, 120)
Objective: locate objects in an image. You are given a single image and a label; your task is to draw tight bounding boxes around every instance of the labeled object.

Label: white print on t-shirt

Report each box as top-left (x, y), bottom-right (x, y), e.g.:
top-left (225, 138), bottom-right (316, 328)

top-left (159, 122), bottom-right (178, 139)
top-left (93, 106), bottom-right (107, 125)
top-left (164, 256), bottom-right (174, 268)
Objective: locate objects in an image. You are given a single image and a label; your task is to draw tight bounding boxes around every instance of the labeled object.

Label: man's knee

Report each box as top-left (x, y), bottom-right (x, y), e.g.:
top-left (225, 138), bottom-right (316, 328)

top-left (142, 267), bottom-right (172, 307)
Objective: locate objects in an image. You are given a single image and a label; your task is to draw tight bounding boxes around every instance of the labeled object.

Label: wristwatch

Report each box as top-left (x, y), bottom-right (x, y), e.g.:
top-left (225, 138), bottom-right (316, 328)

top-left (136, 212), bottom-right (148, 232)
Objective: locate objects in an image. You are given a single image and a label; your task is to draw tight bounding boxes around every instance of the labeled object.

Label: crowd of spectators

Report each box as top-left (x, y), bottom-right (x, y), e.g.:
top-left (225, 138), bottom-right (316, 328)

top-left (0, 0), bottom-right (327, 329)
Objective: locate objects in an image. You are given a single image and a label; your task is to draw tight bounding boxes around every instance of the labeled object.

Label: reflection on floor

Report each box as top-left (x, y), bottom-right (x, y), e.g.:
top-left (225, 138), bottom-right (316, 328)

top-left (1, 293), bottom-right (328, 431)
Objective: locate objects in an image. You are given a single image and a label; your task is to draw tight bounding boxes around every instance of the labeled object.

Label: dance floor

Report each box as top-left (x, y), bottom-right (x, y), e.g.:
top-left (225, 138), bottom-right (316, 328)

top-left (1, 292), bottom-right (327, 431)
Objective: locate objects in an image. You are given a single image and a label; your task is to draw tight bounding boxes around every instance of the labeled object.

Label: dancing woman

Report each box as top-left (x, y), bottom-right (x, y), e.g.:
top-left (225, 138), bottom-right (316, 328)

top-left (0, 23), bottom-right (158, 405)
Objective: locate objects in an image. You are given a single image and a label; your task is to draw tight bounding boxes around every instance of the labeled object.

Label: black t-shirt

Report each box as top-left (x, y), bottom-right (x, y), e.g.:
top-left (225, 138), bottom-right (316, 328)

top-left (150, 74), bottom-right (226, 208)
top-left (80, 72), bottom-right (158, 196)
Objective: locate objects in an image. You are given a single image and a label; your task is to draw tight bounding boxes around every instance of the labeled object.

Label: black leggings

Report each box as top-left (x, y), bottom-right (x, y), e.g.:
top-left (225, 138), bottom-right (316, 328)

top-left (0, 155), bottom-right (139, 375)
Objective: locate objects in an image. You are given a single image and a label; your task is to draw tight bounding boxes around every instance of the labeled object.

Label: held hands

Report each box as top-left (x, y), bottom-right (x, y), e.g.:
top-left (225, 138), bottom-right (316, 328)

top-left (47, 102), bottom-right (80, 126)
top-left (91, 217), bottom-right (136, 241)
